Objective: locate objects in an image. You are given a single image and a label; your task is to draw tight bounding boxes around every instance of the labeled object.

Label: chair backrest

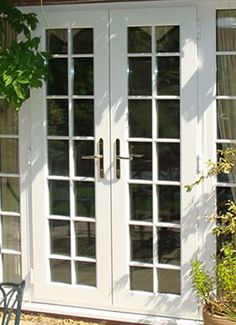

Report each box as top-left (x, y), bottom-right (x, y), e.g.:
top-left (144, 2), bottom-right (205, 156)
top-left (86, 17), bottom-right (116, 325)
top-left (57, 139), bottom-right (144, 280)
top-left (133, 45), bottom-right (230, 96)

top-left (0, 281), bottom-right (25, 325)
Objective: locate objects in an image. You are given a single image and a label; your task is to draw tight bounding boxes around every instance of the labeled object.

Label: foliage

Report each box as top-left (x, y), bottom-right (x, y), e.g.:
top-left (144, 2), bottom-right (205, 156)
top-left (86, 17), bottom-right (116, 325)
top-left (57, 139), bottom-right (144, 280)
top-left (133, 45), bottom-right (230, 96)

top-left (189, 147), bottom-right (236, 322)
top-left (0, 0), bottom-right (49, 110)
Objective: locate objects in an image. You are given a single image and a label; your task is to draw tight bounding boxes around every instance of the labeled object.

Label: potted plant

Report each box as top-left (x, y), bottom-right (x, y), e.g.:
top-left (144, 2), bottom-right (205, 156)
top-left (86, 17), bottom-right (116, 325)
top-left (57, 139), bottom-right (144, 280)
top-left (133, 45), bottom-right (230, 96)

top-left (0, 0), bottom-right (49, 111)
top-left (186, 147), bottom-right (236, 325)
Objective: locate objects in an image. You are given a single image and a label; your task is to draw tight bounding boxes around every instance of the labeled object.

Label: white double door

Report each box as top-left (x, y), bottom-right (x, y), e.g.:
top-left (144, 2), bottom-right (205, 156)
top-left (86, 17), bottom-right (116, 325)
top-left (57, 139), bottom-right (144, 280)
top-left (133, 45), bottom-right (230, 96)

top-left (30, 5), bottom-right (198, 319)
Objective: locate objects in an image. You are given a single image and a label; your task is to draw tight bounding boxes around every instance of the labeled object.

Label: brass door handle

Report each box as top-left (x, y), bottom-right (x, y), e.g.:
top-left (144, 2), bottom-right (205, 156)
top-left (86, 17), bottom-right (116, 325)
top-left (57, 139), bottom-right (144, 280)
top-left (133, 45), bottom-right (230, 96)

top-left (81, 155), bottom-right (102, 160)
top-left (116, 154), bottom-right (143, 160)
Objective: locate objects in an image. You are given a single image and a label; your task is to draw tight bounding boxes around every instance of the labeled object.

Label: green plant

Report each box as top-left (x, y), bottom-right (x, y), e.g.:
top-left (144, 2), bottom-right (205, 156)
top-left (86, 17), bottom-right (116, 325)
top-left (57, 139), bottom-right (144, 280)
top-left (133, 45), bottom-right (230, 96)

top-left (0, 0), bottom-right (49, 110)
top-left (188, 147), bottom-right (236, 322)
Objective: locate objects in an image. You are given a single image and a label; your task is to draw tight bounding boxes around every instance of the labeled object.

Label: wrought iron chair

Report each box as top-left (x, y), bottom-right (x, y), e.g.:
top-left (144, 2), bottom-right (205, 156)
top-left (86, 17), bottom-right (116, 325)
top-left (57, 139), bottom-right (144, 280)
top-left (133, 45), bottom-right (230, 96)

top-left (0, 281), bottom-right (25, 325)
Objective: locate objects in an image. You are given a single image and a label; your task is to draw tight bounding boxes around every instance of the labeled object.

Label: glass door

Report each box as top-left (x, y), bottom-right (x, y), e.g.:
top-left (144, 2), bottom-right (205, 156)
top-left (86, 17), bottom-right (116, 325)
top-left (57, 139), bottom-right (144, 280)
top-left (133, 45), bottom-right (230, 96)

top-left (110, 8), bottom-right (199, 318)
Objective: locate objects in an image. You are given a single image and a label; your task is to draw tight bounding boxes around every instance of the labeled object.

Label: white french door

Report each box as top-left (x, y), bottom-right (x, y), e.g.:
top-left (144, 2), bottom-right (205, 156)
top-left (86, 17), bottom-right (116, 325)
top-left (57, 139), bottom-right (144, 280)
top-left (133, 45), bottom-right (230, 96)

top-left (30, 5), bottom-right (198, 319)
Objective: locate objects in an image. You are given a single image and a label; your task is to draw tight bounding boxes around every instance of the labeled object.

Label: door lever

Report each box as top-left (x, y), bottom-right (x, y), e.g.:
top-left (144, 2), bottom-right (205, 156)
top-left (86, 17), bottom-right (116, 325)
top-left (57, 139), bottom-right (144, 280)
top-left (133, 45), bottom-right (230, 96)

top-left (117, 154), bottom-right (143, 160)
top-left (81, 138), bottom-right (104, 179)
top-left (81, 155), bottom-right (102, 160)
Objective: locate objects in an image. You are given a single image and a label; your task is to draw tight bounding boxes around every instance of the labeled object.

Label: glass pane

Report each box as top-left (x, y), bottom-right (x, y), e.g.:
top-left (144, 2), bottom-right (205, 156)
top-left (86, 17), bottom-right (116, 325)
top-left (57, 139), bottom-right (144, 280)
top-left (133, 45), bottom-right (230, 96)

top-left (50, 220), bottom-right (70, 256)
top-left (217, 56), bottom-right (236, 96)
top-left (50, 259), bottom-right (71, 284)
top-left (0, 177), bottom-right (20, 212)
top-left (157, 57), bottom-right (180, 95)
top-left (130, 142), bottom-right (152, 180)
top-left (130, 184), bottom-right (152, 222)
top-left (3, 254), bottom-right (21, 282)
top-left (158, 186), bottom-right (180, 223)
top-left (73, 28), bottom-right (93, 54)
top-left (217, 100), bottom-right (236, 140)
top-left (158, 143), bottom-right (180, 181)
top-left (217, 187), bottom-right (234, 214)
top-left (156, 26), bottom-right (179, 52)
top-left (74, 58), bottom-right (93, 95)
top-left (47, 99), bottom-right (68, 136)
top-left (130, 267), bottom-right (153, 292)
top-left (157, 100), bottom-right (180, 138)
top-left (74, 100), bottom-right (94, 136)
top-left (75, 182), bottom-right (95, 218)
top-left (217, 143), bottom-right (236, 183)
top-left (217, 10), bottom-right (236, 52)
top-left (129, 100), bottom-right (152, 138)
top-left (76, 262), bottom-right (96, 286)
top-left (158, 227), bottom-right (180, 266)
top-left (74, 141), bottom-right (94, 177)
top-left (128, 27), bottom-right (151, 53)
top-left (47, 29), bottom-right (68, 54)
top-left (0, 101), bottom-right (18, 135)
top-left (47, 59), bottom-right (68, 95)
top-left (75, 222), bottom-right (95, 258)
top-left (130, 225), bottom-right (153, 263)
top-left (0, 139), bottom-right (18, 174)
top-left (128, 58), bottom-right (152, 95)
top-left (2, 215), bottom-right (21, 250)
top-left (158, 269), bottom-right (180, 294)
top-left (49, 180), bottom-right (70, 216)
top-left (48, 140), bottom-right (69, 176)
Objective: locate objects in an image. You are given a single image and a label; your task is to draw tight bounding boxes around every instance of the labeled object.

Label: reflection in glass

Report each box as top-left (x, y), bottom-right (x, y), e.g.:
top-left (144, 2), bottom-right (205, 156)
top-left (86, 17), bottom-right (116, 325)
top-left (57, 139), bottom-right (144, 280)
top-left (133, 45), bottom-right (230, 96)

top-left (75, 182), bottom-right (95, 218)
top-left (2, 216), bottom-right (21, 251)
top-left (130, 225), bottom-right (153, 263)
top-left (157, 100), bottom-right (180, 138)
top-left (0, 101), bottom-right (18, 135)
top-left (158, 143), bottom-right (180, 181)
top-left (73, 28), bottom-right (93, 54)
top-left (50, 259), bottom-right (71, 284)
top-left (217, 10), bottom-right (236, 52)
top-left (157, 57), bottom-right (180, 95)
top-left (217, 143), bottom-right (236, 183)
top-left (76, 262), bottom-right (96, 286)
top-left (0, 177), bottom-right (19, 212)
top-left (130, 184), bottom-right (152, 222)
top-left (217, 56), bottom-right (236, 96)
top-left (158, 186), bottom-right (180, 223)
top-left (3, 254), bottom-right (21, 282)
top-left (128, 27), bottom-right (151, 53)
top-left (158, 227), bottom-right (180, 266)
top-left (74, 58), bottom-right (93, 95)
top-left (128, 58), bottom-right (152, 95)
top-left (158, 269), bottom-right (180, 294)
top-left (156, 26), bottom-right (179, 53)
top-left (48, 140), bottom-right (69, 176)
top-left (75, 222), bottom-right (95, 258)
top-left (0, 139), bottom-right (19, 174)
top-left (130, 267), bottom-right (153, 292)
top-left (74, 141), bottom-right (94, 177)
top-left (46, 29), bottom-right (68, 54)
top-left (74, 100), bottom-right (94, 136)
top-left (217, 100), bottom-right (236, 140)
top-left (50, 220), bottom-right (70, 256)
top-left (47, 59), bottom-right (68, 95)
top-left (217, 187), bottom-right (234, 214)
top-left (130, 142), bottom-right (152, 180)
top-left (47, 99), bottom-right (68, 136)
top-left (49, 180), bottom-right (70, 216)
top-left (129, 100), bottom-right (152, 138)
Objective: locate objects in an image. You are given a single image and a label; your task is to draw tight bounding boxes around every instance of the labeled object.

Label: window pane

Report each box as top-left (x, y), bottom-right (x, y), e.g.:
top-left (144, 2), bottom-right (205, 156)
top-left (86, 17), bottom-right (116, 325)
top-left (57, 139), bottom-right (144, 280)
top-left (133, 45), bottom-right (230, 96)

top-left (2, 215), bottom-right (21, 251)
top-left (50, 220), bottom-right (71, 256)
top-left (47, 59), bottom-right (68, 95)
top-left (130, 184), bottom-right (152, 222)
top-left (0, 177), bottom-right (20, 212)
top-left (47, 29), bottom-right (68, 54)
top-left (0, 101), bottom-right (18, 135)
top-left (157, 100), bottom-right (180, 138)
top-left (73, 28), bottom-right (93, 54)
top-left (129, 100), bottom-right (152, 138)
top-left (75, 182), bottom-right (95, 219)
top-left (74, 58), bottom-right (93, 95)
top-left (217, 56), bottom-right (236, 96)
top-left (3, 254), bottom-right (21, 282)
top-left (158, 143), bottom-right (180, 181)
top-left (156, 26), bottom-right (179, 52)
top-left (157, 57), bottom-right (180, 95)
top-left (130, 142), bottom-right (152, 180)
top-left (158, 228), bottom-right (180, 266)
top-left (130, 267), bottom-right (153, 292)
top-left (74, 141), bottom-right (95, 177)
top-left (130, 225), bottom-right (153, 263)
top-left (76, 262), bottom-right (96, 286)
top-left (128, 27), bottom-right (151, 53)
top-left (158, 269), bottom-right (180, 295)
top-left (47, 99), bottom-right (68, 136)
top-left (48, 140), bottom-right (69, 176)
top-left (0, 139), bottom-right (18, 174)
top-left (75, 222), bottom-right (95, 258)
top-left (50, 259), bottom-right (71, 284)
top-left (74, 100), bottom-right (94, 137)
top-left (217, 100), bottom-right (236, 140)
top-left (217, 143), bottom-right (236, 183)
top-left (128, 58), bottom-right (152, 95)
top-left (217, 10), bottom-right (236, 52)
top-left (158, 186), bottom-right (180, 223)
top-left (49, 180), bottom-right (70, 216)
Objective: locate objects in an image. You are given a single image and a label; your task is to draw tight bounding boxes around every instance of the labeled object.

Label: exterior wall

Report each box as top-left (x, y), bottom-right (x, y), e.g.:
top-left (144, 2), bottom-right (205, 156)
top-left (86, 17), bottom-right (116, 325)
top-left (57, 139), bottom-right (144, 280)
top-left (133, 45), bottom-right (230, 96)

top-left (13, 0), bottom-right (148, 6)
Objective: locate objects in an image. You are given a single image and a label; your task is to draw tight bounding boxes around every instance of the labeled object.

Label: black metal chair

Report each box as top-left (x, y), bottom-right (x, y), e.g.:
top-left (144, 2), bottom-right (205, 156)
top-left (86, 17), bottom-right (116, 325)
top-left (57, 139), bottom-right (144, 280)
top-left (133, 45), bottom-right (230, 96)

top-left (0, 281), bottom-right (25, 325)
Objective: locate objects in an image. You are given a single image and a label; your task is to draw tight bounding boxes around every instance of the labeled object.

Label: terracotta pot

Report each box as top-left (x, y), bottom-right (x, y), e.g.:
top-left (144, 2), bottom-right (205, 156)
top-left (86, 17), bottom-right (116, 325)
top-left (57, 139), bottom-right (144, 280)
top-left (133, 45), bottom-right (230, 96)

top-left (203, 308), bottom-right (236, 325)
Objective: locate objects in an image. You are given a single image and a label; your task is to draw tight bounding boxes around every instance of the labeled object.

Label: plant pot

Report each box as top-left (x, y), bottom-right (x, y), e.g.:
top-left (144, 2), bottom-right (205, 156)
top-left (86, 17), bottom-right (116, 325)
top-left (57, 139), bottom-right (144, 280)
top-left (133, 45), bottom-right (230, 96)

top-left (203, 308), bottom-right (236, 325)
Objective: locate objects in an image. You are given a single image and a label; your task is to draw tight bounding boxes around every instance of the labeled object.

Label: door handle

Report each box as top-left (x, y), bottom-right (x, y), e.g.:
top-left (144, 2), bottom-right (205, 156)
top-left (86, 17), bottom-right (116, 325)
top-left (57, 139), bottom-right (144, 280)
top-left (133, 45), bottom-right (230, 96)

top-left (115, 139), bottom-right (143, 179)
top-left (81, 138), bottom-right (104, 179)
